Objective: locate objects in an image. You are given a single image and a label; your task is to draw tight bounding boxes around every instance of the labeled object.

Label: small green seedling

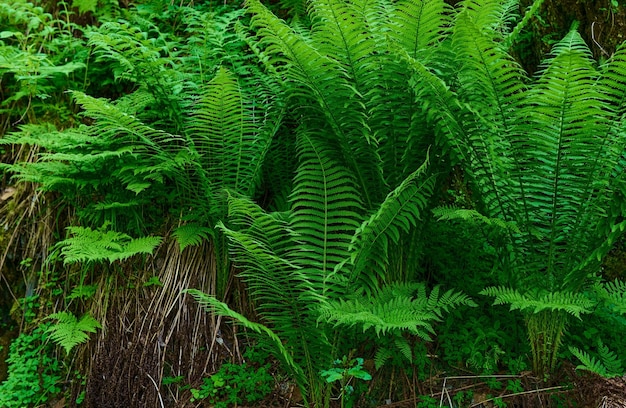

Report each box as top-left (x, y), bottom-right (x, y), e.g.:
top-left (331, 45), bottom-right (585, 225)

top-left (320, 356), bottom-right (372, 408)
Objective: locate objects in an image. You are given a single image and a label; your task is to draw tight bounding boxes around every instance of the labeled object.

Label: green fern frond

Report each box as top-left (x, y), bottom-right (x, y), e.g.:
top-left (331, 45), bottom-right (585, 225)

top-left (45, 312), bottom-right (101, 354)
top-left (432, 206), bottom-right (521, 233)
top-left (394, 337), bottom-right (413, 362)
top-left (66, 285), bottom-right (98, 301)
top-left (504, 0), bottom-right (546, 49)
top-left (59, 225), bottom-right (161, 264)
top-left (348, 158), bottom-right (435, 291)
top-left (187, 67), bottom-right (279, 197)
top-left (320, 282), bottom-right (475, 340)
top-left (172, 224), bottom-right (214, 252)
top-left (594, 280), bottom-right (626, 315)
top-left (185, 289), bottom-right (306, 386)
top-left (290, 132), bottom-right (364, 286)
top-left (396, 44), bottom-right (472, 166)
top-left (514, 29), bottom-right (609, 282)
top-left (598, 341), bottom-right (624, 376)
top-left (71, 91), bottom-right (185, 152)
top-left (374, 347), bottom-right (393, 370)
top-left (217, 194), bottom-right (332, 398)
top-left (480, 286), bottom-right (594, 319)
top-left (569, 340), bottom-right (623, 378)
top-left (247, 0), bottom-right (385, 204)
top-left (459, 0), bottom-right (519, 37)
top-left (388, 0), bottom-right (451, 59)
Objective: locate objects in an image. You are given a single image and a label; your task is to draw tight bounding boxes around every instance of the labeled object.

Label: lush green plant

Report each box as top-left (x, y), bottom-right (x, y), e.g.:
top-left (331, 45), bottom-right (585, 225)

top-left (182, 0), bottom-right (468, 402)
top-left (45, 311), bottom-right (101, 354)
top-left (7, 1), bottom-right (626, 406)
top-left (189, 180), bottom-right (473, 406)
top-left (320, 356), bottom-right (372, 408)
top-left (1, 2), bottom-right (284, 299)
top-left (569, 340), bottom-right (624, 378)
top-left (404, 0), bottom-right (626, 376)
top-left (0, 0), bottom-right (93, 130)
top-left (189, 349), bottom-right (274, 407)
top-left (1, 4), bottom-right (281, 405)
top-left (0, 324), bottom-right (62, 408)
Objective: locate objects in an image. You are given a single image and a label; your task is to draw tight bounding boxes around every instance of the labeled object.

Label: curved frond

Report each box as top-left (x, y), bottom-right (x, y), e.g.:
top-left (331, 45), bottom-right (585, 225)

top-left (247, 0), bottom-right (386, 204)
top-left (569, 341), bottom-right (623, 378)
top-left (388, 0), bottom-right (451, 59)
top-left (480, 286), bottom-right (595, 319)
top-left (347, 158), bottom-right (435, 291)
top-left (513, 30), bottom-right (608, 284)
top-left (290, 132), bottom-right (364, 289)
top-left (594, 279), bottom-right (626, 315)
top-left (185, 289), bottom-right (306, 387)
top-left (172, 223), bottom-right (214, 252)
top-left (458, 0), bottom-right (519, 38)
top-left (432, 206), bottom-right (521, 234)
top-left (217, 194), bottom-right (332, 399)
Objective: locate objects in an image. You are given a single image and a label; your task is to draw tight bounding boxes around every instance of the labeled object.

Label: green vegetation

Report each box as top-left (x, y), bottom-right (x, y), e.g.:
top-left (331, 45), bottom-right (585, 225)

top-left (0, 325), bottom-right (61, 408)
top-left (2, 0), bottom-right (626, 406)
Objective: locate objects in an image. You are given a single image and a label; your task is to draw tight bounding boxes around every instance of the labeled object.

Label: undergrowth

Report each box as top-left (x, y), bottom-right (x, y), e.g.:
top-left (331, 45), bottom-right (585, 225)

top-left (2, 0), bottom-right (626, 407)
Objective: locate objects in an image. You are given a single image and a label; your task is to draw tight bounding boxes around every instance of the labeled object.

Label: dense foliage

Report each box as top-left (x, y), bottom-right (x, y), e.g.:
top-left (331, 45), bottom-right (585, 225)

top-left (3, 0), bottom-right (626, 406)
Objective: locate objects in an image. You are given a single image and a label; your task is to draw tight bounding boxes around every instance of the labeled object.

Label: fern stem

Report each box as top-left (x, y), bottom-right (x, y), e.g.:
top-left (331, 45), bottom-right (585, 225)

top-left (526, 310), bottom-right (567, 378)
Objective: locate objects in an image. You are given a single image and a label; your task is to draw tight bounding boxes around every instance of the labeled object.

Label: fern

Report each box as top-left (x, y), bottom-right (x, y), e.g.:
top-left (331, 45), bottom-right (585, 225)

top-left (594, 279), bottom-right (626, 315)
top-left (216, 194), bottom-right (331, 404)
top-left (480, 286), bottom-right (594, 319)
top-left (290, 131), bottom-right (364, 291)
top-left (347, 158), bottom-right (435, 291)
top-left (184, 289), bottom-right (306, 386)
top-left (66, 285), bottom-right (98, 301)
top-left (569, 340), bottom-right (623, 378)
top-left (320, 282), bottom-right (476, 340)
top-left (172, 224), bottom-right (214, 252)
top-left (432, 206), bottom-right (521, 234)
top-left (187, 67), bottom-right (279, 198)
top-left (59, 225), bottom-right (161, 264)
top-left (398, 0), bottom-right (626, 375)
top-left (45, 312), bottom-right (101, 354)
top-left (388, 0), bottom-right (451, 60)
top-left (374, 347), bottom-right (394, 370)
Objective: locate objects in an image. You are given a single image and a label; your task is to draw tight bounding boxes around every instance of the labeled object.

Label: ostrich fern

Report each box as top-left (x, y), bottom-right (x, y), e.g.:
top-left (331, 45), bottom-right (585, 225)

top-left (246, 0), bottom-right (452, 284)
top-left (403, 0), bottom-right (626, 375)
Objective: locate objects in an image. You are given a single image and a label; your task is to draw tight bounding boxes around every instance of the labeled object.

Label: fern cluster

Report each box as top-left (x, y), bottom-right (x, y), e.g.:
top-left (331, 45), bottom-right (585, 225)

top-left (398, 0), bottom-right (626, 376)
top-left (5, 0), bottom-right (626, 404)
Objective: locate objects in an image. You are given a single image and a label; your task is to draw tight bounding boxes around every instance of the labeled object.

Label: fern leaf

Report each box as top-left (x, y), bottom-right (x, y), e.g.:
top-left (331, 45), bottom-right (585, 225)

top-left (569, 341), bottom-right (623, 378)
top-left (394, 337), bottom-right (412, 363)
top-left (594, 280), bottom-right (626, 315)
top-left (59, 226), bottom-right (161, 264)
top-left (290, 132), bottom-right (364, 290)
top-left (480, 286), bottom-right (594, 319)
top-left (172, 224), bottom-right (214, 252)
top-left (247, 0), bottom-right (385, 204)
top-left (374, 347), bottom-right (393, 370)
top-left (432, 206), bottom-right (521, 233)
top-left (187, 67), bottom-right (278, 197)
top-left (348, 158), bottom-right (435, 292)
top-left (185, 289), bottom-right (305, 386)
top-left (320, 282), bottom-right (475, 340)
top-left (45, 312), bottom-right (101, 354)
top-left (217, 194), bottom-right (333, 400)
top-left (388, 0), bottom-right (451, 59)
top-left (66, 285), bottom-right (98, 301)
